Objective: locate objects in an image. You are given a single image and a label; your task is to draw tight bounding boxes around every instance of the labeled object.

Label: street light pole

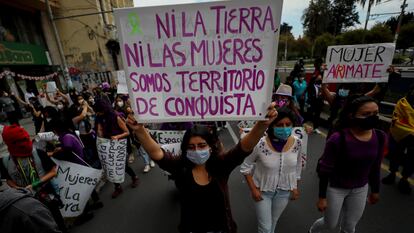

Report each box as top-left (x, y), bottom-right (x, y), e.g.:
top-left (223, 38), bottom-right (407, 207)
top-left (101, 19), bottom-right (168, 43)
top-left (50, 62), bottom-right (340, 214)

top-left (45, 0), bottom-right (72, 89)
top-left (394, 0), bottom-right (408, 43)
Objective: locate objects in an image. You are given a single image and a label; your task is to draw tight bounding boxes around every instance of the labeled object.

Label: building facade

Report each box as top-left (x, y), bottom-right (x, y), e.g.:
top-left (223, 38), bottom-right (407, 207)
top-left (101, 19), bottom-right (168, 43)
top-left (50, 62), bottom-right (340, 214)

top-left (0, 0), bottom-right (64, 99)
top-left (53, 0), bottom-right (133, 90)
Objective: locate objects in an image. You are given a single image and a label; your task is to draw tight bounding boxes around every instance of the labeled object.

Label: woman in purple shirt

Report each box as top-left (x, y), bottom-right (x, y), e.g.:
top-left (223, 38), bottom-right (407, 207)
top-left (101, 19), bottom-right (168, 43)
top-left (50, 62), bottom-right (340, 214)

top-left (309, 96), bottom-right (387, 233)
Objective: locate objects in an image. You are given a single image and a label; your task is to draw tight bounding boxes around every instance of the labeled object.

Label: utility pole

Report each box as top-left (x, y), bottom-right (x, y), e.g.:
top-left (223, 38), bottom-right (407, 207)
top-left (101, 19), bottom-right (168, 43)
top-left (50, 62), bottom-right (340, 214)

top-left (394, 0), bottom-right (408, 43)
top-left (364, 2), bottom-right (372, 31)
top-left (45, 0), bottom-right (72, 89)
top-left (284, 35), bottom-right (288, 61)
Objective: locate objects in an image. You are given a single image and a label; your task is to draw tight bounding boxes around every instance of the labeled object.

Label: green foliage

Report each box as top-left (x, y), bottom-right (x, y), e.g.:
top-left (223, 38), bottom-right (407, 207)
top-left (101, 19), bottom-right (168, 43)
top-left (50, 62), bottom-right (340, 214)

top-left (313, 33), bottom-right (336, 59)
top-left (365, 23), bottom-right (394, 43)
top-left (385, 12), bottom-right (414, 33)
top-left (397, 23), bottom-right (414, 50)
top-left (335, 29), bottom-right (366, 45)
top-left (302, 0), bottom-right (332, 40)
top-left (303, 0), bottom-right (360, 39)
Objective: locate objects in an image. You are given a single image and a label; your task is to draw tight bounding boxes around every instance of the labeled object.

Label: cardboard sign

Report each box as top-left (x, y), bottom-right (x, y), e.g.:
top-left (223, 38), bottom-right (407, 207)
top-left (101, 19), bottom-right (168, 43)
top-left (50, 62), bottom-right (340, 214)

top-left (324, 43), bottom-right (395, 83)
top-left (149, 130), bottom-right (186, 144)
top-left (292, 127), bottom-right (308, 168)
top-left (52, 159), bottom-right (102, 217)
top-left (114, 0), bottom-right (283, 122)
top-left (161, 143), bottom-right (182, 157)
top-left (96, 138), bottom-right (127, 183)
top-left (46, 81), bottom-right (57, 93)
top-left (116, 70), bottom-right (129, 94)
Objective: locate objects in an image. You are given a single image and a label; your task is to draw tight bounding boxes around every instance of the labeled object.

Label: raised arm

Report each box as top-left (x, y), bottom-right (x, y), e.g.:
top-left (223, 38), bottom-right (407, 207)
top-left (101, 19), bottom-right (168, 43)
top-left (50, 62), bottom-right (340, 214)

top-left (240, 103), bottom-right (278, 152)
top-left (126, 115), bottom-right (164, 161)
top-left (321, 83), bottom-right (335, 106)
top-left (11, 92), bottom-right (29, 106)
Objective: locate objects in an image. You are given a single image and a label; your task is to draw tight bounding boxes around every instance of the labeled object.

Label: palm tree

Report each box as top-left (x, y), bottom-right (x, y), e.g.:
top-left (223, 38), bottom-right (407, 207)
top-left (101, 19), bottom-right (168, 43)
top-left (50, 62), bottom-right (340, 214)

top-left (357, 0), bottom-right (383, 30)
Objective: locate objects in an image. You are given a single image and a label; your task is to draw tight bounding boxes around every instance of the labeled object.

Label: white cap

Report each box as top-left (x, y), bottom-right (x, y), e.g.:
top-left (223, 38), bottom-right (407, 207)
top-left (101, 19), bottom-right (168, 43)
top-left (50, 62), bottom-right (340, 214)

top-left (275, 84), bottom-right (292, 97)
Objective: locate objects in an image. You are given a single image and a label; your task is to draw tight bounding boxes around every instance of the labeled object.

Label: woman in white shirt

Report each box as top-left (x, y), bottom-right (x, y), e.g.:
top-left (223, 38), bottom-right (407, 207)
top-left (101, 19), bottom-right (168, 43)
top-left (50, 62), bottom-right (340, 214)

top-left (241, 107), bottom-right (304, 233)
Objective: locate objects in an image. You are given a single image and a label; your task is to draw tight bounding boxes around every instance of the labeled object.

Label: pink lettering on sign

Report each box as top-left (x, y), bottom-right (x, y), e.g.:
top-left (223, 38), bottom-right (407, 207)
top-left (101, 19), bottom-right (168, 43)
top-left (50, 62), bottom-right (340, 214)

top-left (164, 93), bottom-right (256, 119)
top-left (326, 63), bottom-right (385, 79)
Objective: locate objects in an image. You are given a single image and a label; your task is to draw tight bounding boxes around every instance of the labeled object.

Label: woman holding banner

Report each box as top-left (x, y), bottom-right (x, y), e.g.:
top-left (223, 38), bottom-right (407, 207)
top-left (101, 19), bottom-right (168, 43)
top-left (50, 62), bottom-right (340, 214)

top-left (240, 107), bottom-right (304, 233)
top-left (95, 99), bottom-right (139, 198)
top-left (127, 103), bottom-right (278, 233)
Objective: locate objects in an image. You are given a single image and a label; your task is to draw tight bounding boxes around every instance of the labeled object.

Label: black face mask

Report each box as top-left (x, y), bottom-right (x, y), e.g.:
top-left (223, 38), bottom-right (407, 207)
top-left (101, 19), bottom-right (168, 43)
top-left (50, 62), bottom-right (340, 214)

top-left (353, 115), bottom-right (379, 130)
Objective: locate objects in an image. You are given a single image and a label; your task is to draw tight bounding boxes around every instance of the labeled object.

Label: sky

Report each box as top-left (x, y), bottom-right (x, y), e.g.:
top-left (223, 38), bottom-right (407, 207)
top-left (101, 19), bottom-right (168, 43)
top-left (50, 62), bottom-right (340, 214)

top-left (133, 0), bottom-right (414, 38)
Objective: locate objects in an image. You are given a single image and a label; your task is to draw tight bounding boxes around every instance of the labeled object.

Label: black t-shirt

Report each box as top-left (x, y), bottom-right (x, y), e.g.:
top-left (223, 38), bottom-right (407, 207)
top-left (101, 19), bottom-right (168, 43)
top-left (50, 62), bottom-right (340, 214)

top-left (179, 170), bottom-right (226, 233)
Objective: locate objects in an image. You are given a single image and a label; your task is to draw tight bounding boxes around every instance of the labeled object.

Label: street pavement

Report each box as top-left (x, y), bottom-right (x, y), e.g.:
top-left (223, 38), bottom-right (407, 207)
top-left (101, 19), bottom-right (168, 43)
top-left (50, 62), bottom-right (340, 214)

top-left (62, 122), bottom-right (414, 233)
top-left (10, 119), bottom-right (414, 233)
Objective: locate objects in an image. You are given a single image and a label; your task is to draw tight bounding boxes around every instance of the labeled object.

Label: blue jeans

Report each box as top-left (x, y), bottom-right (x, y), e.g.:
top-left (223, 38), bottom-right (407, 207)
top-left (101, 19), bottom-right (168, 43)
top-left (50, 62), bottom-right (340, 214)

top-left (309, 185), bottom-right (368, 233)
top-left (138, 146), bottom-right (150, 165)
top-left (255, 189), bottom-right (290, 233)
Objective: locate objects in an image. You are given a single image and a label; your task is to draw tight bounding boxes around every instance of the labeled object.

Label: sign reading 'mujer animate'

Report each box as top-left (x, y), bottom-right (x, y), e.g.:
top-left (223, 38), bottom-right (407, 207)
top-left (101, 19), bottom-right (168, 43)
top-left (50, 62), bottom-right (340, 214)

top-left (323, 43), bottom-right (395, 83)
top-left (114, 0), bottom-right (283, 123)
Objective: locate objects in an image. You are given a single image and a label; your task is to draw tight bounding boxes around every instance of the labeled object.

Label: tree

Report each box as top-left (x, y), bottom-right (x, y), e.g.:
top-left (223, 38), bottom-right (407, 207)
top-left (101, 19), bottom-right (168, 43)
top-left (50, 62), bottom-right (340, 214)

top-left (365, 23), bottom-right (394, 43)
top-left (329, 0), bottom-right (360, 35)
top-left (336, 29), bottom-right (366, 45)
top-left (396, 23), bottom-right (414, 50)
top-left (313, 33), bottom-right (335, 58)
top-left (280, 22), bottom-right (293, 36)
top-left (295, 36), bottom-right (312, 58)
top-left (385, 12), bottom-right (414, 34)
top-left (302, 0), bottom-right (332, 40)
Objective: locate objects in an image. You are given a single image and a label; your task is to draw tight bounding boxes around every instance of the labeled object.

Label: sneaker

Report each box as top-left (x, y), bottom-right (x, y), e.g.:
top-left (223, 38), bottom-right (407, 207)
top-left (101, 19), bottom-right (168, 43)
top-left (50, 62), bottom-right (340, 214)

top-left (143, 165), bottom-right (151, 173)
top-left (398, 179), bottom-right (412, 194)
top-left (382, 173), bottom-right (396, 185)
top-left (111, 186), bottom-right (123, 198)
top-left (150, 160), bottom-right (155, 168)
top-left (131, 176), bottom-right (140, 188)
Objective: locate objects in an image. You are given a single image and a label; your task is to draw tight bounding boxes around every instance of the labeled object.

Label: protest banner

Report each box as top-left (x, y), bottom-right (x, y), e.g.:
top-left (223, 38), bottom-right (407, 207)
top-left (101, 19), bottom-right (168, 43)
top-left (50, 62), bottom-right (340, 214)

top-left (323, 43), bottom-right (395, 83)
top-left (292, 127), bottom-right (308, 167)
top-left (52, 159), bottom-right (102, 217)
top-left (149, 130), bottom-right (186, 144)
top-left (96, 137), bottom-right (127, 183)
top-left (114, 0), bottom-right (283, 123)
top-left (46, 81), bottom-right (57, 93)
top-left (116, 70), bottom-right (129, 94)
top-left (161, 143), bottom-right (182, 157)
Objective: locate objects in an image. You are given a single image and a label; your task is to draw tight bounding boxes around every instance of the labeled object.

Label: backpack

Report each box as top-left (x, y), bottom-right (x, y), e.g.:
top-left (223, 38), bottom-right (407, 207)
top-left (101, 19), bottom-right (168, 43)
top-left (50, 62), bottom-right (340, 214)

top-left (316, 129), bottom-right (386, 174)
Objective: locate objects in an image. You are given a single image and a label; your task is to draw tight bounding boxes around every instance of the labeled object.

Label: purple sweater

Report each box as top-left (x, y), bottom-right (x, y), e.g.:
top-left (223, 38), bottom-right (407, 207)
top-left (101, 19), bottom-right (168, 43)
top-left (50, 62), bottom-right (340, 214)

top-left (318, 129), bottom-right (386, 198)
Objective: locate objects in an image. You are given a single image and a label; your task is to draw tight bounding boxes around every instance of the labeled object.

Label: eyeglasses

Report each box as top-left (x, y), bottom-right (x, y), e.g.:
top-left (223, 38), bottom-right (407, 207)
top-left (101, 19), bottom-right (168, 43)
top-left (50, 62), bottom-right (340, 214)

top-left (187, 143), bottom-right (209, 151)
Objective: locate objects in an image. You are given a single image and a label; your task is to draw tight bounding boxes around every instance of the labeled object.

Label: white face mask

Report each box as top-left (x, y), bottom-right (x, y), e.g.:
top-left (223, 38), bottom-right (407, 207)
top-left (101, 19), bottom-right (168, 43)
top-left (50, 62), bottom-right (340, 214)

top-left (57, 104), bottom-right (64, 110)
top-left (117, 101), bottom-right (124, 108)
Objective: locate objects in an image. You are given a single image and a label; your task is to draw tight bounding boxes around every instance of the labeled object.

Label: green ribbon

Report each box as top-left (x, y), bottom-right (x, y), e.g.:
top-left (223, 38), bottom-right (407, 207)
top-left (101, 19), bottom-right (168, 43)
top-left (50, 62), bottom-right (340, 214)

top-left (128, 12), bottom-right (143, 35)
top-left (32, 179), bottom-right (42, 189)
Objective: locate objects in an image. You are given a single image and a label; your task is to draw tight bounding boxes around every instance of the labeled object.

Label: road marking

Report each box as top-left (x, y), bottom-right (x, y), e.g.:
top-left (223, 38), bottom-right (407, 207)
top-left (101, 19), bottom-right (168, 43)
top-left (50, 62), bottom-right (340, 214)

top-left (318, 130), bottom-right (413, 186)
top-left (227, 122), bottom-right (239, 145)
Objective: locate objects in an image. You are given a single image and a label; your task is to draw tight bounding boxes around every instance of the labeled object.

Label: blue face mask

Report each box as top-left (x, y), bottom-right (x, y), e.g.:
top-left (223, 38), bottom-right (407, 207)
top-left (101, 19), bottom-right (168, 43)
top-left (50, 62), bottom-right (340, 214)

top-left (186, 149), bottom-right (210, 165)
top-left (338, 89), bottom-right (350, 98)
top-left (273, 127), bottom-right (292, 140)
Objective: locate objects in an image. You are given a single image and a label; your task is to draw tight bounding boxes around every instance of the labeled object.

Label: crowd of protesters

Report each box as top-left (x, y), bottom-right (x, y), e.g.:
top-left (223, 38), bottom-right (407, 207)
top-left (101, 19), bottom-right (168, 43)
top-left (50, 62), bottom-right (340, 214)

top-left (0, 59), bottom-right (412, 233)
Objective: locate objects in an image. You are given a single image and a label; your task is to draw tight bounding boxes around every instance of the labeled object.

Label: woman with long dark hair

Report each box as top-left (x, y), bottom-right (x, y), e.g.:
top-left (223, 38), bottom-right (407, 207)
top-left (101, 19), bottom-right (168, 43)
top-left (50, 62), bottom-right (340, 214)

top-left (126, 103), bottom-right (278, 233)
top-left (94, 99), bottom-right (138, 198)
top-left (309, 95), bottom-right (387, 233)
